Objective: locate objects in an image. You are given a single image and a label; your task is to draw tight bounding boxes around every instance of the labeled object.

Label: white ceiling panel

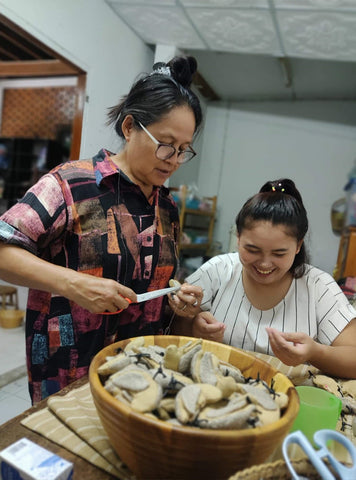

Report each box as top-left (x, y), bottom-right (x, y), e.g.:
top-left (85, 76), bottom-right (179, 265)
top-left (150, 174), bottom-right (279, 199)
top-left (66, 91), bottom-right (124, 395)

top-left (187, 8), bottom-right (282, 54)
top-left (105, 0), bottom-right (356, 102)
top-left (278, 10), bottom-right (356, 60)
top-left (181, 1), bottom-right (269, 6)
top-left (274, 0), bottom-right (356, 9)
top-left (109, 0), bottom-right (176, 4)
top-left (108, 3), bottom-right (205, 48)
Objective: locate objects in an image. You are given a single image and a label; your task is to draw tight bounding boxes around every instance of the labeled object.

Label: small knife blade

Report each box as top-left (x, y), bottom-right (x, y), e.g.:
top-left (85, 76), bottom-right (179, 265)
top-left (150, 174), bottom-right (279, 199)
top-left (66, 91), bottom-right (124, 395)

top-left (136, 285), bottom-right (180, 303)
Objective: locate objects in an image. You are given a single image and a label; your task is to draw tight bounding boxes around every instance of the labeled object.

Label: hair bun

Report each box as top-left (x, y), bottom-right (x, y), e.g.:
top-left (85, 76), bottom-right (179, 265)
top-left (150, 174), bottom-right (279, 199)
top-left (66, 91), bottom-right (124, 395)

top-left (167, 55), bottom-right (197, 88)
top-left (260, 178), bottom-right (305, 206)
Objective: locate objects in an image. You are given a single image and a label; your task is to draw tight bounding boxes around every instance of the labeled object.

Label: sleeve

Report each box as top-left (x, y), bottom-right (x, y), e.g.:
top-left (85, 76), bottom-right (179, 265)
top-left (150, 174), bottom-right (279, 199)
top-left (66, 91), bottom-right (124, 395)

top-left (315, 270), bottom-right (356, 344)
top-left (186, 253), bottom-right (237, 312)
top-left (0, 173), bottom-right (69, 256)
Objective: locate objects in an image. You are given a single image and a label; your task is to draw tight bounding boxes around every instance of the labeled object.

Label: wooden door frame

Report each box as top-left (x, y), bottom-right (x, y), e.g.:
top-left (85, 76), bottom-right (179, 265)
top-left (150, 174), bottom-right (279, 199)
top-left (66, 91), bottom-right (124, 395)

top-left (0, 13), bottom-right (86, 160)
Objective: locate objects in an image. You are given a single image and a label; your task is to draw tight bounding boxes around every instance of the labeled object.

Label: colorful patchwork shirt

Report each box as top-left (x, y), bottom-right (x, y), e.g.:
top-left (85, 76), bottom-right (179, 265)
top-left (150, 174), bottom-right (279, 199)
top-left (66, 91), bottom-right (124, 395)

top-left (0, 149), bottom-right (179, 402)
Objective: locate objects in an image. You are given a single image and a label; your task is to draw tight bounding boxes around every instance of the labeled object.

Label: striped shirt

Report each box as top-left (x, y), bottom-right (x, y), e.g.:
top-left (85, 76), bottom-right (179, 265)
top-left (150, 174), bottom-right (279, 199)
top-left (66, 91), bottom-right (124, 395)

top-left (0, 149), bottom-right (179, 402)
top-left (186, 253), bottom-right (356, 355)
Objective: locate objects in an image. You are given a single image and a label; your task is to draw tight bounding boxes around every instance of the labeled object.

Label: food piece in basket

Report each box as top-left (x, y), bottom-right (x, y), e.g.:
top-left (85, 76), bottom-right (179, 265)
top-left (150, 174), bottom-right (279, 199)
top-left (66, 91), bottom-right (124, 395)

top-left (191, 350), bottom-right (220, 384)
top-left (237, 383), bottom-right (279, 411)
top-left (175, 383), bottom-right (222, 424)
top-left (105, 367), bottom-right (163, 413)
top-left (123, 336), bottom-right (145, 352)
top-left (164, 338), bottom-right (202, 373)
top-left (97, 351), bottom-right (132, 376)
top-left (197, 396), bottom-right (257, 430)
top-left (191, 350), bottom-right (238, 398)
top-left (219, 363), bottom-right (245, 384)
top-left (149, 366), bottom-right (193, 393)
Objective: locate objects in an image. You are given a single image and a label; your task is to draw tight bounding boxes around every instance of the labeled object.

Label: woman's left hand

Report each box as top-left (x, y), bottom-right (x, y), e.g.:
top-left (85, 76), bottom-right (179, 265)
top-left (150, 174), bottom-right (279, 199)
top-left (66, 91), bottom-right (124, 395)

top-left (168, 282), bottom-right (203, 318)
top-left (266, 327), bottom-right (315, 366)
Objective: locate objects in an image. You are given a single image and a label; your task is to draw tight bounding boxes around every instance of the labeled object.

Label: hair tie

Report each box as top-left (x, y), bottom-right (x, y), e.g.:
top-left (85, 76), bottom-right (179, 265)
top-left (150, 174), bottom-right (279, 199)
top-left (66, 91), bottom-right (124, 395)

top-left (271, 183), bottom-right (285, 193)
top-left (151, 63), bottom-right (171, 77)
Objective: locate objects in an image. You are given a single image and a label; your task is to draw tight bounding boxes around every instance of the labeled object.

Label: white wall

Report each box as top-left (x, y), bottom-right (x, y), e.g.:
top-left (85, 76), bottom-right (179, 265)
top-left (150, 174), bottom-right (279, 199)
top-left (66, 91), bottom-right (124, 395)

top-left (196, 102), bottom-right (356, 274)
top-left (0, 0), bottom-right (154, 157)
top-left (2, 1), bottom-right (355, 274)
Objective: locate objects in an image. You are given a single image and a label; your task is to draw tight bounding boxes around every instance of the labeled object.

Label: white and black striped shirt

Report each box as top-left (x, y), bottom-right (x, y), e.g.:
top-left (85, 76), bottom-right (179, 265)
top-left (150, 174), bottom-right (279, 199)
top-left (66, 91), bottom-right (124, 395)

top-left (186, 253), bottom-right (356, 355)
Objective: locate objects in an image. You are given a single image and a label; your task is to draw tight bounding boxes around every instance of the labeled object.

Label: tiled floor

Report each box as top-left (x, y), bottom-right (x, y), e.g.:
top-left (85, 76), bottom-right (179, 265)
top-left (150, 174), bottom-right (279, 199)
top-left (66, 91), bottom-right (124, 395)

top-left (0, 375), bottom-right (31, 425)
top-left (0, 282), bottom-right (32, 425)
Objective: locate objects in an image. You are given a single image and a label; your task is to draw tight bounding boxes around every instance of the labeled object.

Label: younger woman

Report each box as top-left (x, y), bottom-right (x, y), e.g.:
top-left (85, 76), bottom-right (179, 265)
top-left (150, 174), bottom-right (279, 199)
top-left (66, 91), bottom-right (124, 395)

top-left (172, 179), bottom-right (356, 378)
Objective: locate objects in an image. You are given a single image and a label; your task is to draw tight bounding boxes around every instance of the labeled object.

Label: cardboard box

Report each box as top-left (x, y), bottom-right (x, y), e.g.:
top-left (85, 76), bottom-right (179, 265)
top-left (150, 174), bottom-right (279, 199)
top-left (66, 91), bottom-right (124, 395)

top-left (0, 437), bottom-right (73, 480)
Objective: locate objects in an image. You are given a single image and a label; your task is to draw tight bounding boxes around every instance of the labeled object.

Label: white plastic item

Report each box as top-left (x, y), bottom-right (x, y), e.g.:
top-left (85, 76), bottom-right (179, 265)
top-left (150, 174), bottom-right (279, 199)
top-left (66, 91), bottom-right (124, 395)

top-left (0, 437), bottom-right (73, 480)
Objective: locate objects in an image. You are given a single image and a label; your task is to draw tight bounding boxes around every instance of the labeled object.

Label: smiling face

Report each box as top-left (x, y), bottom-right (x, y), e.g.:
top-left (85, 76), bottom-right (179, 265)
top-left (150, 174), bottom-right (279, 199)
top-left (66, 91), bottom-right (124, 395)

top-left (237, 220), bottom-right (302, 287)
top-left (119, 106), bottom-right (196, 197)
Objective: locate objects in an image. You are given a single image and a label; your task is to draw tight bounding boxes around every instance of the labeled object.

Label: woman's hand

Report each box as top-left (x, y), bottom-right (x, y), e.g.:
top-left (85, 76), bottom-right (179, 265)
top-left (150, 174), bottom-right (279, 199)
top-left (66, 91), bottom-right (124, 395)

top-left (168, 282), bottom-right (203, 318)
top-left (66, 272), bottom-right (137, 314)
top-left (192, 311), bottom-right (225, 343)
top-left (266, 327), bottom-right (315, 366)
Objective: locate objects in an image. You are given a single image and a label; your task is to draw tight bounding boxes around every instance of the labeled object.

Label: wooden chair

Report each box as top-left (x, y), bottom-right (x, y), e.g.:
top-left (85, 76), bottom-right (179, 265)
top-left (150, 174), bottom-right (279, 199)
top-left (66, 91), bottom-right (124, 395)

top-left (0, 285), bottom-right (19, 309)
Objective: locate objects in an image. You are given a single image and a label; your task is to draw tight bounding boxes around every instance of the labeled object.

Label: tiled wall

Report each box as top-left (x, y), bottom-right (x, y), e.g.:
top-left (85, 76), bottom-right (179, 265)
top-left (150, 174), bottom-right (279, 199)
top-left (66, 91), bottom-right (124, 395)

top-left (1, 86), bottom-right (78, 139)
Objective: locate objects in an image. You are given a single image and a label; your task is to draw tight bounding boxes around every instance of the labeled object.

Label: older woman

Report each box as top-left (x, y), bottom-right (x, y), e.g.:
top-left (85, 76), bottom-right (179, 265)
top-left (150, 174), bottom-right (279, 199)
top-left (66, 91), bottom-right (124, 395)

top-left (0, 55), bottom-right (203, 403)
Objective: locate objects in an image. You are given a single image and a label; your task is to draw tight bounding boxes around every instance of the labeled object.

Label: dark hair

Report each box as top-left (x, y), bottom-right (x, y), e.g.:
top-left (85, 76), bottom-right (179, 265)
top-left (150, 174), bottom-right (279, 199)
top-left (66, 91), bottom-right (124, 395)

top-left (235, 179), bottom-right (309, 278)
top-left (107, 56), bottom-right (202, 138)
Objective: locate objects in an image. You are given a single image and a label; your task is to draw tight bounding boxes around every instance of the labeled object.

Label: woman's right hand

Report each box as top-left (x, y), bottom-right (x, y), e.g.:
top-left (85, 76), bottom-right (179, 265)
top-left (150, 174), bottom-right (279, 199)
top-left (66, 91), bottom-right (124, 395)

top-left (66, 272), bottom-right (137, 314)
top-left (192, 311), bottom-right (225, 343)
top-left (0, 243), bottom-right (136, 314)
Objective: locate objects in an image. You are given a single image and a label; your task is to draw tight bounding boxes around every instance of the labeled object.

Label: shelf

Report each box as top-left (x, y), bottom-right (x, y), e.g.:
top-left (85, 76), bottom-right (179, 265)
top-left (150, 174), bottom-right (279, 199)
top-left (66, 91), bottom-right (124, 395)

top-left (184, 208), bottom-right (214, 216)
top-left (334, 226), bottom-right (356, 280)
top-left (170, 185), bottom-right (217, 258)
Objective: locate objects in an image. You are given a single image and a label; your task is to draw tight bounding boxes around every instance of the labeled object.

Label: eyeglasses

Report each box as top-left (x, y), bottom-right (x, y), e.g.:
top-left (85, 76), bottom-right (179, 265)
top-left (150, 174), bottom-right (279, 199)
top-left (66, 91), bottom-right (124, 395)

top-left (138, 122), bottom-right (196, 164)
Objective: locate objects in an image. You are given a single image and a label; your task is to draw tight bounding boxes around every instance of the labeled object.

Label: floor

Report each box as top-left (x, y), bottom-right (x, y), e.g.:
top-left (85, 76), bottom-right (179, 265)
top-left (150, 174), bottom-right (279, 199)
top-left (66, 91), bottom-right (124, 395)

top-left (0, 282), bottom-right (32, 425)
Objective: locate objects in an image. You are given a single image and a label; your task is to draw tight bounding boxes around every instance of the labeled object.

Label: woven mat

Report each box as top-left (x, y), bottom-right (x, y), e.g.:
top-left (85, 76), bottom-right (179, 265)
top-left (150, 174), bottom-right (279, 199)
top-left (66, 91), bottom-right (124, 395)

top-left (21, 383), bottom-right (136, 479)
top-left (20, 352), bottom-right (356, 479)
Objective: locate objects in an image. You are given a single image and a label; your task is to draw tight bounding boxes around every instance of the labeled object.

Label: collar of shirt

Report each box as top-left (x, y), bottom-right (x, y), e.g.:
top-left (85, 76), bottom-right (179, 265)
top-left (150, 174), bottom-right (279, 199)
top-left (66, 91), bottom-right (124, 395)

top-left (93, 148), bottom-right (170, 200)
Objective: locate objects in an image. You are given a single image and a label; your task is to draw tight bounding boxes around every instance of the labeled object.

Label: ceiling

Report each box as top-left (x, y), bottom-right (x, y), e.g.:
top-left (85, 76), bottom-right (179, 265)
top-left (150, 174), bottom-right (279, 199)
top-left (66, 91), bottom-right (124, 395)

top-left (0, 14), bottom-right (84, 77)
top-left (105, 0), bottom-right (356, 102)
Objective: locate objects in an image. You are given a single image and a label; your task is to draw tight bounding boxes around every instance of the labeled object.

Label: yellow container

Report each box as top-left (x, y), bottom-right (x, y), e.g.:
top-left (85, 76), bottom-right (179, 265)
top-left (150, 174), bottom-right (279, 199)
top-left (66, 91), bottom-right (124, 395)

top-left (0, 309), bottom-right (24, 328)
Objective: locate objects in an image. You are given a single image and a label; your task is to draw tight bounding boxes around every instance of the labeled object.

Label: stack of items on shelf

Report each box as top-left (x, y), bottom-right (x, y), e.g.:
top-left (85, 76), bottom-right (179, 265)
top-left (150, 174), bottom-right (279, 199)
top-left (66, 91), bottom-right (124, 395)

top-left (170, 184), bottom-right (217, 255)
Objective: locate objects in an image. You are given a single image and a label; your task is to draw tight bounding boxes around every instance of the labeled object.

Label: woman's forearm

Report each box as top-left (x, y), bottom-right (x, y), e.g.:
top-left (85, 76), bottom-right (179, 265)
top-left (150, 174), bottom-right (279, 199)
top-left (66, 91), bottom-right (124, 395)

top-left (0, 243), bottom-right (74, 297)
top-left (0, 243), bottom-right (137, 313)
top-left (309, 343), bottom-right (356, 379)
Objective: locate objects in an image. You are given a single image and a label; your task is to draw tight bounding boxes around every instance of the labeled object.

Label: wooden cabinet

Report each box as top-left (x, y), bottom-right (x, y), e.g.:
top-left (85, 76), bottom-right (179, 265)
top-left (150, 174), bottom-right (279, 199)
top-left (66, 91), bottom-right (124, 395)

top-left (171, 185), bottom-right (217, 257)
top-left (334, 226), bottom-right (356, 280)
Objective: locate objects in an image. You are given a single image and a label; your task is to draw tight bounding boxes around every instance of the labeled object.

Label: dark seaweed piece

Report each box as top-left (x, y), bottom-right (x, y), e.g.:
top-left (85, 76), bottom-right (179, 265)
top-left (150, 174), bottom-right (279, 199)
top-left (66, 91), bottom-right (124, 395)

top-left (152, 364), bottom-right (167, 380)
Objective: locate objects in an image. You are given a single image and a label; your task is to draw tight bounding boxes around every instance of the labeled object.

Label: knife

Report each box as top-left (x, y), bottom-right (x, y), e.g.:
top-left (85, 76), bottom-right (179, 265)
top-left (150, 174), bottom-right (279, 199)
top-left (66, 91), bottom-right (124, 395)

top-left (99, 284), bottom-right (181, 315)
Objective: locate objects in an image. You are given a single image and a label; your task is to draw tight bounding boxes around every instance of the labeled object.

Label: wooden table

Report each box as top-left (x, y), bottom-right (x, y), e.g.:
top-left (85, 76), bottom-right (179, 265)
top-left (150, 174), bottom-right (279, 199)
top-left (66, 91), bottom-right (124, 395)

top-left (0, 376), bottom-right (117, 480)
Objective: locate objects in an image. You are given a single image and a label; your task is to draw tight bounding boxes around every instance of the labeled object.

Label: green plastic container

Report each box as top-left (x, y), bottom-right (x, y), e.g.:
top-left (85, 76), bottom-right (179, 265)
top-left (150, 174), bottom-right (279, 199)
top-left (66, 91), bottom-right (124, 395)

top-left (290, 386), bottom-right (342, 446)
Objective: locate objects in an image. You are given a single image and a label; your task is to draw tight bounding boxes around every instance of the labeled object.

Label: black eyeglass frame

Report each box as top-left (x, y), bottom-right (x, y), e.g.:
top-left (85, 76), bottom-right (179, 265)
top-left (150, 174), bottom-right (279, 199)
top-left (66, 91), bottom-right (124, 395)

top-left (138, 121), bottom-right (196, 164)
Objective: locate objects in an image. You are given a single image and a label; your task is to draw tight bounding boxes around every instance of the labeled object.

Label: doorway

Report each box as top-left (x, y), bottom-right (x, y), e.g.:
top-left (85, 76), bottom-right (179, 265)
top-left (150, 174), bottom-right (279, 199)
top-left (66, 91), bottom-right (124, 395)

top-left (0, 13), bottom-right (86, 160)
